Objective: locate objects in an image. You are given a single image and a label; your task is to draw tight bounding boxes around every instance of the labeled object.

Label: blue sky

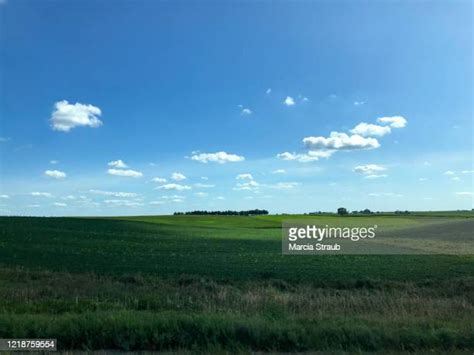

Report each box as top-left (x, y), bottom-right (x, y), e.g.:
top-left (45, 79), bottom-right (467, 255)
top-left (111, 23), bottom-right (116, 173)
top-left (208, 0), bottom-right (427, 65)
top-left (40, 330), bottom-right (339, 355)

top-left (0, 0), bottom-right (472, 216)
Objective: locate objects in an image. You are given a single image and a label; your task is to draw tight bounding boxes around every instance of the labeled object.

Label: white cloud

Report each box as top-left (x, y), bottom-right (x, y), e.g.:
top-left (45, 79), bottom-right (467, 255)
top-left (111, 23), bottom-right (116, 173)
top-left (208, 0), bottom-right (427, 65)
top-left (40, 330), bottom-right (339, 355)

top-left (44, 170), bottom-right (67, 179)
top-left (233, 180), bottom-right (259, 191)
top-left (194, 192), bottom-right (208, 197)
top-left (26, 204), bottom-right (40, 208)
top-left (354, 101), bottom-right (366, 106)
top-left (161, 195), bottom-right (185, 200)
top-left (353, 164), bottom-right (386, 175)
top-left (0, 194), bottom-right (9, 199)
top-left (50, 100), bottom-right (103, 132)
top-left (266, 88), bottom-right (272, 95)
top-left (236, 173), bottom-right (253, 180)
top-left (418, 178), bottom-right (428, 182)
top-left (462, 170), bottom-right (474, 174)
top-left (241, 108), bottom-right (252, 116)
top-left (455, 192), bottom-right (473, 196)
top-left (217, 196), bottom-right (225, 200)
top-left (149, 201), bottom-right (164, 205)
top-left (108, 160), bottom-right (128, 168)
top-left (155, 183), bottom-right (191, 191)
top-left (62, 195), bottom-right (76, 200)
top-left (284, 96), bottom-right (295, 106)
top-left (451, 176), bottom-right (461, 182)
top-left (53, 202), bottom-right (67, 207)
top-left (303, 132), bottom-right (380, 151)
top-left (49, 160), bottom-right (59, 164)
top-left (377, 116), bottom-right (407, 128)
top-left (151, 177), bottom-right (167, 183)
top-left (277, 150), bottom-right (333, 163)
top-left (201, 176), bottom-right (209, 180)
top-left (31, 192), bottom-right (52, 197)
top-left (190, 151), bottom-right (245, 164)
top-left (268, 182), bottom-right (300, 189)
top-left (171, 172), bottom-right (187, 181)
top-left (194, 183), bottom-right (215, 188)
top-left (444, 171), bottom-right (456, 176)
top-left (88, 189), bottom-right (137, 198)
top-left (272, 169), bottom-right (286, 174)
top-left (107, 168), bottom-right (143, 178)
top-left (350, 123), bottom-right (391, 137)
top-left (104, 199), bottom-right (143, 207)
top-left (364, 174), bottom-right (388, 179)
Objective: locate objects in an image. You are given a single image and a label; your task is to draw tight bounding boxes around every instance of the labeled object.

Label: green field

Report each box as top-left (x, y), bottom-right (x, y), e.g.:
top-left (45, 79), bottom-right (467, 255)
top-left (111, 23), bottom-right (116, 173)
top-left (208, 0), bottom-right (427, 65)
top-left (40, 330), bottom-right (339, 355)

top-left (0, 214), bottom-right (473, 351)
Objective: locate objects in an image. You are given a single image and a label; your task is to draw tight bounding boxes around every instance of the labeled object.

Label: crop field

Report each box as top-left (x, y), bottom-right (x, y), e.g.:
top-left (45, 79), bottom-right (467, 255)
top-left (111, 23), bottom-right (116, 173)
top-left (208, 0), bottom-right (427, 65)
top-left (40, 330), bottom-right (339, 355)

top-left (0, 213), bottom-right (473, 352)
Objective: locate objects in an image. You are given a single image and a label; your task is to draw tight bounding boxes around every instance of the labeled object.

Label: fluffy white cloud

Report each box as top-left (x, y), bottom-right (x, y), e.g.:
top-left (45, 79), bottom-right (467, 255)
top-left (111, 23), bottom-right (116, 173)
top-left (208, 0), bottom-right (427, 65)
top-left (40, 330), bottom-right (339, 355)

top-left (277, 150), bottom-right (333, 163)
top-left (233, 180), bottom-right (259, 191)
top-left (88, 189), bottom-right (137, 198)
top-left (0, 194), bottom-right (10, 199)
top-left (303, 132), bottom-right (380, 151)
top-left (151, 177), bottom-right (167, 183)
top-left (31, 192), bottom-right (52, 197)
top-left (272, 169), bottom-right (286, 174)
top-left (190, 151), bottom-right (245, 164)
top-left (53, 202), bottom-right (67, 207)
top-left (241, 108), bottom-right (252, 116)
top-left (50, 100), bottom-right (103, 132)
top-left (217, 196), bottom-right (225, 200)
top-left (108, 160), bottom-right (128, 168)
top-left (377, 116), bottom-right (407, 128)
top-left (444, 171), bottom-right (456, 176)
top-left (354, 101), bottom-right (366, 106)
top-left (194, 192), bottom-right (208, 197)
top-left (236, 173), bottom-right (253, 180)
top-left (155, 184), bottom-right (191, 191)
top-left (350, 123), bottom-right (391, 137)
top-left (353, 164), bottom-right (386, 175)
top-left (284, 96), bottom-right (295, 106)
top-left (49, 160), bottom-right (59, 164)
top-left (107, 169), bottom-right (143, 178)
top-left (171, 172), bottom-right (187, 181)
top-left (44, 170), bottom-right (67, 179)
top-left (462, 170), bottom-right (474, 174)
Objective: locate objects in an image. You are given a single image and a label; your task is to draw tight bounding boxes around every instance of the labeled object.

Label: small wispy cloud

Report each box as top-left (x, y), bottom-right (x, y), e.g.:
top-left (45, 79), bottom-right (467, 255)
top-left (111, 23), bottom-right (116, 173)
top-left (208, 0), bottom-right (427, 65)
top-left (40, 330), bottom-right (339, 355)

top-left (155, 183), bottom-right (191, 191)
top-left (108, 160), bottom-right (128, 168)
top-left (283, 96), bottom-right (295, 106)
top-left (107, 168), bottom-right (143, 178)
top-left (44, 170), bottom-right (67, 179)
top-left (171, 172), bottom-right (187, 181)
top-left (190, 151), bottom-right (245, 164)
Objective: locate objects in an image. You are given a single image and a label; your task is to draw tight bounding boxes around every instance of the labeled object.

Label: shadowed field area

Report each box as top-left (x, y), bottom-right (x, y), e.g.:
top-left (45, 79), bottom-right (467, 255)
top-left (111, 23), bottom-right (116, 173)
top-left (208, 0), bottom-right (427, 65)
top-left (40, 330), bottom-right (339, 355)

top-left (0, 214), bottom-right (473, 351)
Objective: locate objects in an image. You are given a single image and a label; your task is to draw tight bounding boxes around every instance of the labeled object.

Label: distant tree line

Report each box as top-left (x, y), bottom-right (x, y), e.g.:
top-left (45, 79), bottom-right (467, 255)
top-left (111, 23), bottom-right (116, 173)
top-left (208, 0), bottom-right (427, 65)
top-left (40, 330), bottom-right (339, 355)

top-left (174, 209), bottom-right (269, 216)
top-left (337, 207), bottom-right (411, 216)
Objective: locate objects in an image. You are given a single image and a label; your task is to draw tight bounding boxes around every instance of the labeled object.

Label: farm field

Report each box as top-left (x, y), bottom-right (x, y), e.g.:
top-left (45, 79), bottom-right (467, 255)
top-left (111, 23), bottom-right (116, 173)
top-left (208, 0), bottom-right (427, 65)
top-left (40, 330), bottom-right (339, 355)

top-left (0, 213), bottom-right (473, 352)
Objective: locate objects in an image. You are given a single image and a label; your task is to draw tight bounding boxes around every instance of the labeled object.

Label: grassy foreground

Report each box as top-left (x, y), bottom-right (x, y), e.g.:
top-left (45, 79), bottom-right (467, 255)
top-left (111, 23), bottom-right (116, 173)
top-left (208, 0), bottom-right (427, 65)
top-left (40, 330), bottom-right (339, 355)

top-left (0, 213), bottom-right (473, 351)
